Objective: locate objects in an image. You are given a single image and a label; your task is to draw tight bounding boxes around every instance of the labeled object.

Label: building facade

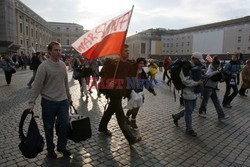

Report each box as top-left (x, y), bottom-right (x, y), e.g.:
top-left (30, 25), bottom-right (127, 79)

top-left (49, 22), bottom-right (86, 55)
top-left (127, 16), bottom-right (250, 60)
top-left (126, 28), bottom-right (166, 60)
top-left (0, 0), bottom-right (85, 55)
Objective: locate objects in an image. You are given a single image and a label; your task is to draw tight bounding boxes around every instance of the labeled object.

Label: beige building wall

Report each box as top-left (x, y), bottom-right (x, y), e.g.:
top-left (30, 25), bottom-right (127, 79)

top-left (162, 34), bottom-right (192, 55)
top-left (223, 24), bottom-right (250, 54)
top-left (15, 0), bottom-right (52, 54)
top-left (49, 22), bottom-right (86, 54)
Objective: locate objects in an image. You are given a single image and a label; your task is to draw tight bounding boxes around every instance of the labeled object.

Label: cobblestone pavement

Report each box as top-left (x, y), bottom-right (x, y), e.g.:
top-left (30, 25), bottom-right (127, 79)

top-left (0, 68), bottom-right (250, 167)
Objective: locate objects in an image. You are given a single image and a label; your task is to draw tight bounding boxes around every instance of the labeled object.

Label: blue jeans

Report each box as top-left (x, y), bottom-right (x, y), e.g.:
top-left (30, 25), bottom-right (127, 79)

top-left (27, 70), bottom-right (37, 86)
top-left (199, 87), bottom-right (225, 118)
top-left (175, 99), bottom-right (196, 131)
top-left (41, 98), bottom-right (70, 151)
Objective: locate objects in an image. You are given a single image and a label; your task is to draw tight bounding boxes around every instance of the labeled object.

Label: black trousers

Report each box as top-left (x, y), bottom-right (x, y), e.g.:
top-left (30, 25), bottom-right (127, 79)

top-left (4, 71), bottom-right (12, 84)
top-left (239, 87), bottom-right (247, 95)
top-left (163, 70), bottom-right (170, 81)
top-left (222, 83), bottom-right (238, 105)
top-left (99, 96), bottom-right (136, 143)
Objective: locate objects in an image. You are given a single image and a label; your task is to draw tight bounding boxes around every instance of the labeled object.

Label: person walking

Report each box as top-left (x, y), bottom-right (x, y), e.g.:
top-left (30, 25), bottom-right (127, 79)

top-left (98, 44), bottom-right (142, 145)
top-left (78, 60), bottom-right (92, 98)
top-left (28, 41), bottom-right (72, 159)
top-left (126, 58), bottom-right (157, 129)
top-left (198, 56), bottom-right (229, 120)
top-left (27, 52), bottom-right (42, 88)
top-left (149, 60), bottom-right (158, 84)
top-left (171, 52), bottom-right (204, 136)
top-left (1, 55), bottom-right (15, 86)
top-left (239, 59), bottom-right (250, 96)
top-left (222, 55), bottom-right (241, 108)
top-left (163, 56), bottom-right (171, 85)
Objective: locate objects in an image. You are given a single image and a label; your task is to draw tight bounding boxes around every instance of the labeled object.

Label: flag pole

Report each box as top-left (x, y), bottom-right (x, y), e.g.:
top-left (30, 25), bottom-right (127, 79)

top-left (112, 5), bottom-right (134, 82)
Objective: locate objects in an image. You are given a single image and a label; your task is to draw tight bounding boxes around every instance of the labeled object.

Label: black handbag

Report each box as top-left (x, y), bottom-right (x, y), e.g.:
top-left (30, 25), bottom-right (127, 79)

top-left (68, 105), bottom-right (92, 142)
top-left (10, 68), bottom-right (16, 74)
top-left (55, 105), bottom-right (92, 142)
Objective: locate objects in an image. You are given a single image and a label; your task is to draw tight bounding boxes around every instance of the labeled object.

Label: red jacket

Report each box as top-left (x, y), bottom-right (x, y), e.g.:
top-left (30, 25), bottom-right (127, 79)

top-left (163, 58), bottom-right (170, 70)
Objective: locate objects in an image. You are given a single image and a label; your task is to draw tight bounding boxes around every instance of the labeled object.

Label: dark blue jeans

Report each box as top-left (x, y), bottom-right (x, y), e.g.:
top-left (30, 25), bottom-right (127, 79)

top-left (222, 82), bottom-right (238, 105)
top-left (41, 98), bottom-right (70, 152)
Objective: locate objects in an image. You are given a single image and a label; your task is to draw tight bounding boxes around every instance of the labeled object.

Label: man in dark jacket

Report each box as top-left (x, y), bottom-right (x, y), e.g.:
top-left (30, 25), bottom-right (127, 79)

top-left (27, 52), bottom-right (42, 88)
top-left (98, 44), bottom-right (142, 145)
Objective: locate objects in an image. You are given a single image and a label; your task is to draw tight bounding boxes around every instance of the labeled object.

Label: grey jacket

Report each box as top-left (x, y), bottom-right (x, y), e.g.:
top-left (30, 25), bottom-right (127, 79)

top-left (204, 64), bottom-right (219, 89)
top-left (179, 61), bottom-right (199, 100)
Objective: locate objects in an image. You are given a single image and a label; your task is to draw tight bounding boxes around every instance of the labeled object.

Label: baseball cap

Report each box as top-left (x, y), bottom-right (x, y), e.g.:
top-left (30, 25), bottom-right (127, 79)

top-left (192, 52), bottom-right (205, 63)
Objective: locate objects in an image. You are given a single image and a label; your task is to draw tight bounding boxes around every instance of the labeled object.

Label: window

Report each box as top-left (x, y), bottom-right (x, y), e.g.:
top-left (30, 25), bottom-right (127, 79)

top-left (66, 39), bottom-right (70, 45)
top-left (26, 26), bottom-right (28, 35)
top-left (237, 47), bottom-right (240, 50)
top-left (248, 35), bottom-right (250, 41)
top-left (36, 31), bottom-right (38, 39)
top-left (163, 43), bottom-right (166, 47)
top-left (19, 15), bottom-right (22, 19)
top-left (187, 49), bottom-right (189, 52)
top-left (57, 27), bottom-right (60, 30)
top-left (26, 40), bottom-right (29, 47)
top-left (31, 29), bottom-right (33, 37)
top-left (238, 36), bottom-right (241, 42)
top-left (141, 43), bottom-right (146, 54)
top-left (20, 23), bottom-right (23, 33)
top-left (187, 42), bottom-right (190, 46)
top-left (75, 28), bottom-right (78, 31)
top-left (167, 43), bottom-right (169, 47)
top-left (176, 43), bottom-right (178, 47)
top-left (171, 43), bottom-right (173, 47)
top-left (20, 39), bottom-right (23, 44)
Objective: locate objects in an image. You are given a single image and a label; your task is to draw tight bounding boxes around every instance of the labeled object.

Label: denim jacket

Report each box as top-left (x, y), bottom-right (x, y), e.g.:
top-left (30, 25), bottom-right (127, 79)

top-left (2, 59), bottom-right (14, 72)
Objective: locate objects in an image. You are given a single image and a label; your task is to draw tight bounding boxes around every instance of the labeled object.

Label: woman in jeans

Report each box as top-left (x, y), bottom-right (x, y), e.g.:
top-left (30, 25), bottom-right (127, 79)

top-left (198, 56), bottom-right (229, 120)
top-left (1, 55), bottom-right (15, 85)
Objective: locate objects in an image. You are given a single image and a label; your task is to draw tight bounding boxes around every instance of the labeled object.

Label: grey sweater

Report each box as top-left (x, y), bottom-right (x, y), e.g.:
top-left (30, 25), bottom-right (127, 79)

top-left (29, 59), bottom-right (71, 107)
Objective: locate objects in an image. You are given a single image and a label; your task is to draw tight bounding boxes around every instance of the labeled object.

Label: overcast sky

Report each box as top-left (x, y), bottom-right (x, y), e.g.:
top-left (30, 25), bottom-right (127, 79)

top-left (21, 0), bottom-right (250, 36)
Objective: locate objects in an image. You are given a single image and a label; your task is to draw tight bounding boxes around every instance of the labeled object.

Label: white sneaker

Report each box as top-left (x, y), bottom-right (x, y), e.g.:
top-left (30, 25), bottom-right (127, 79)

top-left (199, 112), bottom-right (207, 118)
top-left (219, 115), bottom-right (229, 121)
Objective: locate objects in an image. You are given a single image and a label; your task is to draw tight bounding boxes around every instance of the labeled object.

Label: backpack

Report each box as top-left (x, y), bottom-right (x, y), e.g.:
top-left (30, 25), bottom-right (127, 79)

top-left (19, 109), bottom-right (44, 158)
top-left (169, 59), bottom-right (189, 90)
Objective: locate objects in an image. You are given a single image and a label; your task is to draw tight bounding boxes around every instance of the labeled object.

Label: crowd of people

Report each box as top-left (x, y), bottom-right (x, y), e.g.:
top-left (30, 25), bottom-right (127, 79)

top-left (0, 41), bottom-right (249, 159)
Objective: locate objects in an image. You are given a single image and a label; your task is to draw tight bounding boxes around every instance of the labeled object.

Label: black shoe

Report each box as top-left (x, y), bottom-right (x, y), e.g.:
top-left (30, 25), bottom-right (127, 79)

top-left (172, 114), bottom-right (179, 127)
top-left (47, 150), bottom-right (57, 159)
top-left (130, 119), bottom-right (138, 129)
top-left (99, 129), bottom-right (112, 136)
top-left (186, 130), bottom-right (197, 137)
top-left (57, 149), bottom-right (72, 157)
top-left (239, 93), bottom-right (247, 96)
top-left (129, 136), bottom-right (142, 145)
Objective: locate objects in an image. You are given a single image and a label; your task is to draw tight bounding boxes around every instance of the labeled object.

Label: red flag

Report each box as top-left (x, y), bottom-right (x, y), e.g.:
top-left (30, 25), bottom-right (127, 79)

top-left (206, 54), bottom-right (213, 63)
top-left (72, 9), bottom-right (133, 60)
